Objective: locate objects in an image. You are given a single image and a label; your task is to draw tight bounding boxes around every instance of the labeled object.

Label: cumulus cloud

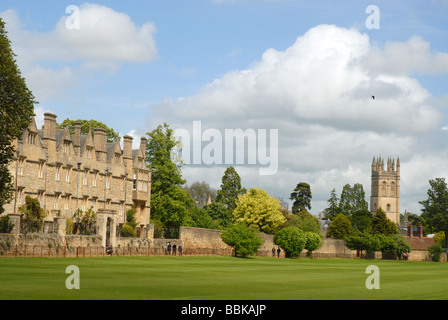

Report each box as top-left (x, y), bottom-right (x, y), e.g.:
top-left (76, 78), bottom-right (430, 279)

top-left (144, 24), bottom-right (448, 214)
top-left (0, 4), bottom-right (158, 102)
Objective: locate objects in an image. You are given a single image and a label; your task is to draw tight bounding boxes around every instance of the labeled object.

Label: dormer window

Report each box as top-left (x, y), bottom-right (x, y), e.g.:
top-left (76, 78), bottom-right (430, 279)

top-left (86, 147), bottom-right (93, 159)
top-left (27, 133), bottom-right (37, 145)
top-left (63, 141), bottom-right (70, 154)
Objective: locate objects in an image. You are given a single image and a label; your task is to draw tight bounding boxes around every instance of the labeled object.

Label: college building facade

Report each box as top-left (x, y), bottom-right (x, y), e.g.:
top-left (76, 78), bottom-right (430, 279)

top-left (4, 112), bottom-right (151, 240)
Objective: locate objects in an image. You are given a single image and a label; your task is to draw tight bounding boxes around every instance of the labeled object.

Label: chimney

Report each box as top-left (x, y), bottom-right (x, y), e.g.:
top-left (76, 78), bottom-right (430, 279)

top-left (42, 113), bottom-right (57, 159)
top-left (408, 224), bottom-right (413, 238)
top-left (418, 224), bottom-right (423, 238)
top-left (74, 121), bottom-right (81, 154)
top-left (140, 137), bottom-right (147, 156)
top-left (123, 135), bottom-right (133, 159)
top-left (43, 113), bottom-right (57, 140)
top-left (94, 128), bottom-right (107, 161)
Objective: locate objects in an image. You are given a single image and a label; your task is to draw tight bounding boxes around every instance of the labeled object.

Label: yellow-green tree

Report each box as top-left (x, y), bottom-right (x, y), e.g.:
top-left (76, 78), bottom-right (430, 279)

top-left (233, 188), bottom-right (286, 234)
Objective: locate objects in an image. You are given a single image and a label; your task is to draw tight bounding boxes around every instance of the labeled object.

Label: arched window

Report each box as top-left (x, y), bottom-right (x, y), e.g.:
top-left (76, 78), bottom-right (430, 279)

top-left (390, 182), bottom-right (395, 196)
top-left (386, 204), bottom-right (391, 212)
top-left (382, 181), bottom-right (387, 196)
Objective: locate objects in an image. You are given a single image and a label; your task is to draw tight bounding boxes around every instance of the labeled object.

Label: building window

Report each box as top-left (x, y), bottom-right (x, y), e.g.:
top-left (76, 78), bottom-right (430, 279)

top-left (133, 171), bottom-right (137, 190)
top-left (38, 191), bottom-right (44, 204)
top-left (55, 164), bottom-right (62, 181)
top-left (65, 166), bottom-right (71, 182)
top-left (83, 169), bottom-right (88, 186)
top-left (18, 158), bottom-right (24, 176)
top-left (17, 188), bottom-right (24, 205)
top-left (86, 147), bottom-right (93, 159)
top-left (386, 204), bottom-right (391, 212)
top-left (38, 161), bottom-right (44, 179)
top-left (92, 171), bottom-right (98, 187)
top-left (27, 133), bottom-right (37, 145)
top-left (63, 141), bottom-right (70, 154)
top-left (54, 194), bottom-right (60, 209)
top-left (106, 174), bottom-right (111, 189)
top-left (64, 196), bottom-right (70, 210)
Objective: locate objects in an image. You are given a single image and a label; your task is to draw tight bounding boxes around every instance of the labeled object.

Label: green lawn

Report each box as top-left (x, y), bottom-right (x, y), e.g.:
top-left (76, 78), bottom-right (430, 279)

top-left (0, 256), bottom-right (447, 300)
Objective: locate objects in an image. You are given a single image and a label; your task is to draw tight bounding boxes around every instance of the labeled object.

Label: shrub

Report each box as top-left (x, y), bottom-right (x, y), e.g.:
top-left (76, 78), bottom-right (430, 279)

top-left (304, 232), bottom-right (322, 258)
top-left (428, 243), bottom-right (444, 262)
top-left (220, 223), bottom-right (263, 257)
top-left (274, 226), bottom-right (306, 258)
top-left (0, 215), bottom-right (14, 233)
top-left (19, 196), bottom-right (44, 233)
top-left (120, 224), bottom-right (137, 238)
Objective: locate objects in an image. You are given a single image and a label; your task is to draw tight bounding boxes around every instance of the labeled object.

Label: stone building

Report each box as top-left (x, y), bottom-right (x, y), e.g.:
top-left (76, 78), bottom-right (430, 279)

top-left (370, 156), bottom-right (400, 225)
top-left (4, 112), bottom-right (151, 240)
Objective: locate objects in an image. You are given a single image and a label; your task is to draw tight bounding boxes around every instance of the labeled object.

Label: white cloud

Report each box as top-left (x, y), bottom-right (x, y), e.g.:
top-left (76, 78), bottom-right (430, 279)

top-left (0, 4), bottom-right (158, 102)
top-left (144, 24), bottom-right (448, 215)
top-left (364, 36), bottom-right (448, 76)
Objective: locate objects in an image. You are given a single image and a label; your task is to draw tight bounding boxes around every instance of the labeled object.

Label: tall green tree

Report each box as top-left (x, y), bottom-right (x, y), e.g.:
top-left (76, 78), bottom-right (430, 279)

top-left (326, 213), bottom-right (353, 239)
top-left (419, 178), bottom-right (448, 248)
top-left (290, 182), bottom-right (312, 214)
top-left (371, 208), bottom-right (398, 236)
top-left (323, 188), bottom-right (340, 220)
top-left (146, 123), bottom-right (192, 237)
top-left (0, 18), bottom-right (36, 214)
top-left (56, 119), bottom-right (119, 142)
top-left (339, 183), bottom-right (368, 219)
top-left (215, 166), bottom-right (246, 211)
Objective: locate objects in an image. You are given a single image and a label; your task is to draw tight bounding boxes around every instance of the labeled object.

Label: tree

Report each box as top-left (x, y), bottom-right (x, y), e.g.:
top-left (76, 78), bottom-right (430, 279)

top-left (56, 119), bottom-right (119, 142)
top-left (204, 202), bottom-right (232, 229)
top-left (216, 167), bottom-right (246, 212)
top-left (351, 209), bottom-right (372, 233)
top-left (304, 232), bottom-right (323, 258)
top-left (371, 208), bottom-right (398, 236)
top-left (339, 183), bottom-right (368, 219)
top-left (290, 182), bottom-right (312, 214)
top-left (274, 226), bottom-right (306, 258)
top-left (184, 206), bottom-right (218, 229)
top-left (323, 188), bottom-right (340, 220)
top-left (344, 231), bottom-right (373, 258)
top-left (391, 234), bottom-right (411, 259)
top-left (0, 18), bottom-right (36, 214)
top-left (184, 181), bottom-right (217, 207)
top-left (19, 196), bottom-right (44, 234)
top-left (286, 211), bottom-right (322, 236)
top-left (419, 178), bottom-right (448, 248)
top-left (233, 188), bottom-right (286, 234)
top-left (220, 223), bottom-right (263, 257)
top-left (326, 213), bottom-right (353, 239)
top-left (146, 123), bottom-right (192, 237)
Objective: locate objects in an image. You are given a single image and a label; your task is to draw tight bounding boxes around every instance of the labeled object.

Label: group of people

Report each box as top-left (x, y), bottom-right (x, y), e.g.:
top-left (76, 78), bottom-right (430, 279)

top-left (167, 241), bottom-right (183, 256)
top-left (272, 247), bottom-right (281, 257)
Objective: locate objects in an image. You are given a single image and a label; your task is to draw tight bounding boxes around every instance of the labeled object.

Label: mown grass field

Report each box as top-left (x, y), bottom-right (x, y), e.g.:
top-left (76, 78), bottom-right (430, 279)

top-left (0, 256), bottom-right (447, 300)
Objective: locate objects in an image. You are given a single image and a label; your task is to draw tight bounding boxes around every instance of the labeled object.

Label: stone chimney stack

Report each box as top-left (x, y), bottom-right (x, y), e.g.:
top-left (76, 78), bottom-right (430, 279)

top-left (42, 113), bottom-right (57, 159)
top-left (140, 137), bottom-right (147, 156)
top-left (94, 128), bottom-right (107, 162)
top-left (74, 121), bottom-right (81, 155)
top-left (123, 135), bottom-right (133, 159)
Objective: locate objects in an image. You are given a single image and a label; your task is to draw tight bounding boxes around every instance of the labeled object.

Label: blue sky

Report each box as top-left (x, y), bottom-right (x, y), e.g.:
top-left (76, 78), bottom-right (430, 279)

top-left (1, 0), bottom-right (448, 215)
